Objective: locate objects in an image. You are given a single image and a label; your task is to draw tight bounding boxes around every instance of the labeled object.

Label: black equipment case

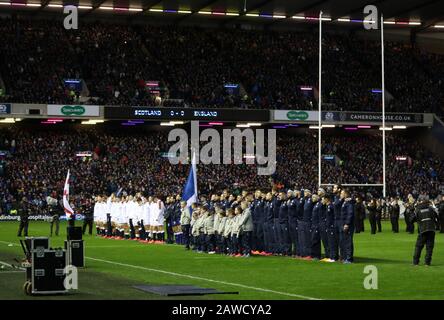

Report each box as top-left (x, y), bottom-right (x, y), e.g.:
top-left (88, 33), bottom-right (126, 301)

top-left (26, 237), bottom-right (49, 251)
top-left (64, 240), bottom-right (85, 268)
top-left (30, 248), bottom-right (67, 295)
top-left (21, 237), bottom-right (68, 295)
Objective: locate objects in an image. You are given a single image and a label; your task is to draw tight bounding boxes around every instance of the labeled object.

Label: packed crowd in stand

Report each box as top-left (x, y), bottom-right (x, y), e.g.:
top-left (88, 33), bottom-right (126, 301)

top-left (1, 18), bottom-right (444, 116)
top-left (1, 125), bottom-right (443, 218)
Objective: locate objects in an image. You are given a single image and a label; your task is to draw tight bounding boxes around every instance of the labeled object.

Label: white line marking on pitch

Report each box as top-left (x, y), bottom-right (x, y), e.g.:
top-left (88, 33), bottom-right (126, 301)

top-left (0, 260), bottom-right (25, 271)
top-left (86, 256), bottom-right (321, 300)
top-left (1, 240), bottom-right (321, 300)
top-left (0, 240), bottom-right (18, 246)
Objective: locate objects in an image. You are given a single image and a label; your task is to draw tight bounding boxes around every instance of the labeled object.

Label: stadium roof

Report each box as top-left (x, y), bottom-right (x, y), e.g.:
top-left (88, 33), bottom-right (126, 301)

top-left (1, 0), bottom-right (444, 31)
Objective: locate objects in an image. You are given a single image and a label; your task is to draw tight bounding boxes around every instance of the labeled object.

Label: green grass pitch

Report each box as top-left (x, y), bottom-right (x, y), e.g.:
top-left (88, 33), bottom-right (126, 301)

top-left (0, 221), bottom-right (443, 300)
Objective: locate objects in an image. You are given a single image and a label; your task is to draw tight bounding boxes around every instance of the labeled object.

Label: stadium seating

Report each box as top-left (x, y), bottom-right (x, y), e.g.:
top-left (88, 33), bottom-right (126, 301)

top-left (0, 18), bottom-right (443, 116)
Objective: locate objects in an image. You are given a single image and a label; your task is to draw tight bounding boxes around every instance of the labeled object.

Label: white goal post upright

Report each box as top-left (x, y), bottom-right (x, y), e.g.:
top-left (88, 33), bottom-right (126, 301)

top-left (381, 14), bottom-right (387, 198)
top-left (317, 11), bottom-right (387, 196)
top-left (318, 10), bottom-right (322, 189)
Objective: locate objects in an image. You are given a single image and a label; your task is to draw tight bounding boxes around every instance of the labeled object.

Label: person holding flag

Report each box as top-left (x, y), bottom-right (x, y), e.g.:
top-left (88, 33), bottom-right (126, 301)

top-left (182, 153), bottom-right (198, 208)
top-left (63, 170), bottom-right (75, 227)
top-left (180, 152), bottom-right (198, 249)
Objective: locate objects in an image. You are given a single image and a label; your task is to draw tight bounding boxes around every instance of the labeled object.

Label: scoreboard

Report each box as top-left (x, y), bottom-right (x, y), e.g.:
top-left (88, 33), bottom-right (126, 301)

top-left (104, 107), bottom-right (270, 122)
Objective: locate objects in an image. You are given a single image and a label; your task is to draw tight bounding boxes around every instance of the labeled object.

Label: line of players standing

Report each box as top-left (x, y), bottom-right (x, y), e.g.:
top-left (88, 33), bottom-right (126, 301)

top-left (89, 186), bottom-right (443, 265)
top-left (182, 185), bottom-right (443, 265)
top-left (187, 185), bottom-right (356, 263)
top-left (93, 193), bottom-right (184, 243)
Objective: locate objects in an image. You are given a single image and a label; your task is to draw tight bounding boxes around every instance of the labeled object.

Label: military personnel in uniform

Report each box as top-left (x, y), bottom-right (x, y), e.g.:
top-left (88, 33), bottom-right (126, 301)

top-left (389, 197), bottom-right (400, 233)
top-left (375, 199), bottom-right (383, 232)
top-left (82, 200), bottom-right (94, 235)
top-left (404, 195), bottom-right (416, 234)
top-left (47, 194), bottom-right (58, 236)
top-left (366, 198), bottom-right (378, 234)
top-left (354, 195), bottom-right (365, 233)
top-left (17, 197), bottom-right (31, 237)
top-left (164, 196), bottom-right (175, 244)
top-left (412, 195), bottom-right (440, 266)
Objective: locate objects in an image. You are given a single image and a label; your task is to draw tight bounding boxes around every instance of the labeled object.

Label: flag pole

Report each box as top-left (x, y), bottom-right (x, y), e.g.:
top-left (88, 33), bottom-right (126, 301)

top-left (63, 169), bottom-right (75, 227)
top-left (192, 150), bottom-right (198, 203)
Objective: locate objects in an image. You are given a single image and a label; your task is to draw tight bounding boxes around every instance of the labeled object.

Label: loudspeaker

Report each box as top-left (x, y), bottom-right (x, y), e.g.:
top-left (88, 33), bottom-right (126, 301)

top-left (67, 226), bottom-right (82, 241)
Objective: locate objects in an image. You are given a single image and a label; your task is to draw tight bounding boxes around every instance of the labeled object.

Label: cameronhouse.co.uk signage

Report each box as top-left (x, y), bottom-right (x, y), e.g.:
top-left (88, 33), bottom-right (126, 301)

top-left (322, 111), bottom-right (423, 123)
top-left (274, 110), bottom-right (423, 124)
top-left (47, 105), bottom-right (100, 117)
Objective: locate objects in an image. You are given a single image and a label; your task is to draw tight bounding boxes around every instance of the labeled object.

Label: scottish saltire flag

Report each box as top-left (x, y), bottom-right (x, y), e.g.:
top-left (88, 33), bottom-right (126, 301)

top-left (63, 170), bottom-right (75, 218)
top-left (182, 153), bottom-right (198, 208)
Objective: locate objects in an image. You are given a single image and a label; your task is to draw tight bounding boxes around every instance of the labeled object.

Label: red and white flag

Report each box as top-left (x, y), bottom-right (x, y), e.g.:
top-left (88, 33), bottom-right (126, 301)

top-left (63, 170), bottom-right (75, 218)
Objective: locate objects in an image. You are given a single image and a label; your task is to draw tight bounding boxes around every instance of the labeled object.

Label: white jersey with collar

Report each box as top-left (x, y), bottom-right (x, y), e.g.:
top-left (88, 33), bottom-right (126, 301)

top-left (149, 201), bottom-right (157, 225)
top-left (126, 201), bottom-right (135, 221)
top-left (141, 202), bottom-right (150, 225)
top-left (100, 201), bottom-right (108, 222)
top-left (110, 201), bottom-right (119, 223)
top-left (106, 197), bottom-right (112, 214)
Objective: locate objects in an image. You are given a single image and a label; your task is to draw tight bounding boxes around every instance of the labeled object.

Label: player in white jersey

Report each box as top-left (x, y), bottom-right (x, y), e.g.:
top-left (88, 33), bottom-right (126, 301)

top-left (111, 197), bottom-right (120, 237)
top-left (93, 195), bottom-right (102, 235)
top-left (148, 196), bottom-right (157, 241)
top-left (94, 195), bottom-right (108, 236)
top-left (119, 197), bottom-right (128, 238)
top-left (133, 197), bottom-right (144, 240)
top-left (94, 195), bottom-right (107, 236)
top-left (151, 196), bottom-right (165, 243)
top-left (140, 197), bottom-right (150, 241)
top-left (126, 196), bottom-right (137, 239)
top-left (120, 197), bottom-right (130, 239)
top-left (110, 196), bottom-right (121, 237)
top-left (146, 196), bottom-right (155, 240)
top-left (105, 194), bottom-right (114, 237)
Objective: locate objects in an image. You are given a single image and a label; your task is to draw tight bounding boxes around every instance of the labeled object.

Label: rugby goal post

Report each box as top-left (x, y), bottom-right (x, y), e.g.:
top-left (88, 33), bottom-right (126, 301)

top-left (317, 12), bottom-right (387, 197)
